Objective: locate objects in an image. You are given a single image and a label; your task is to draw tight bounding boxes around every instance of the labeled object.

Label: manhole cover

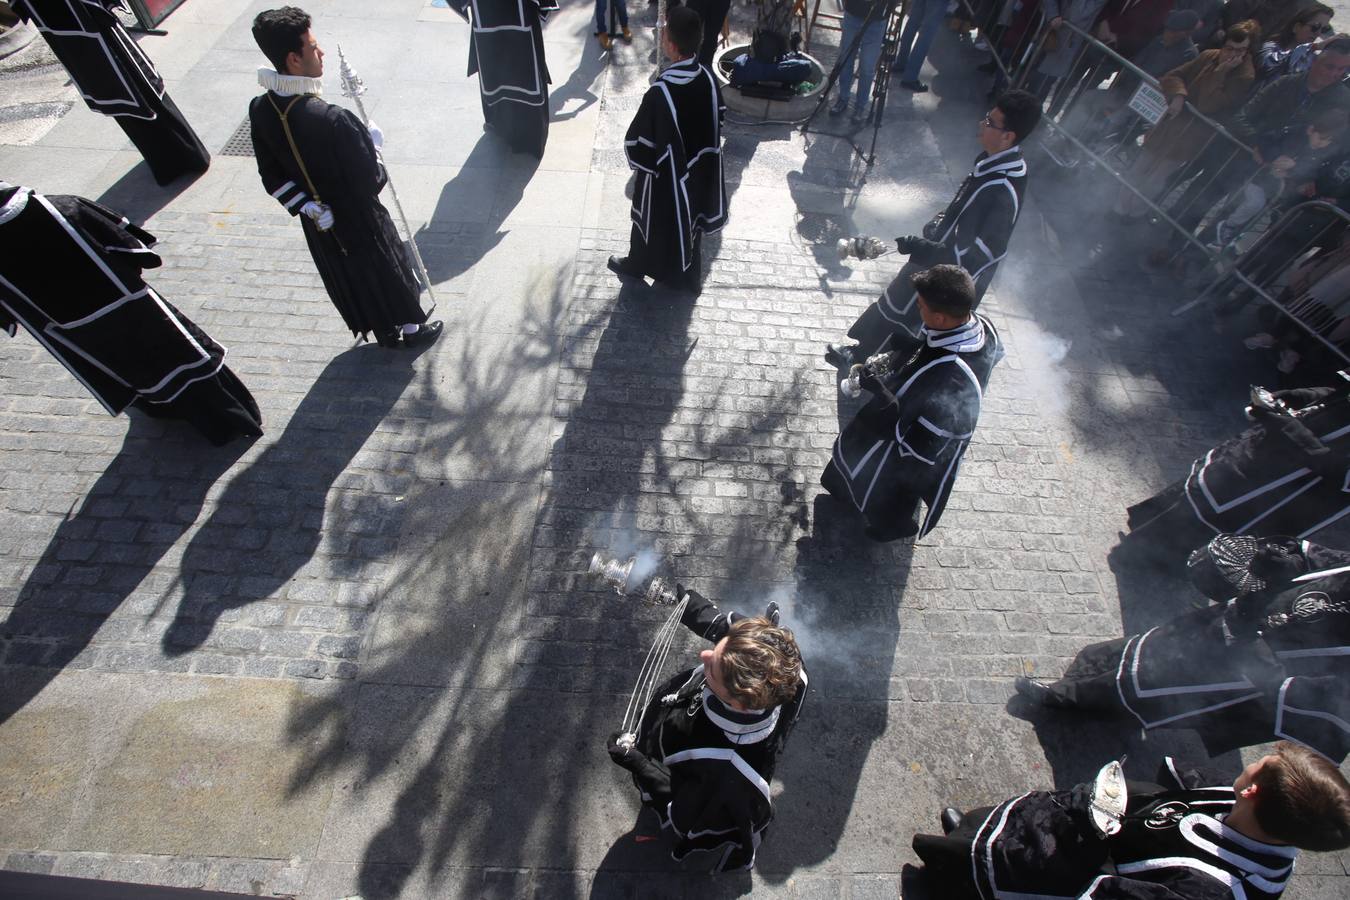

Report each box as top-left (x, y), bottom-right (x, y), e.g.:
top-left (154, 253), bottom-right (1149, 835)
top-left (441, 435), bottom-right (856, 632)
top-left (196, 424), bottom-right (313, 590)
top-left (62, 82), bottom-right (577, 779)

top-left (219, 117), bottom-right (253, 157)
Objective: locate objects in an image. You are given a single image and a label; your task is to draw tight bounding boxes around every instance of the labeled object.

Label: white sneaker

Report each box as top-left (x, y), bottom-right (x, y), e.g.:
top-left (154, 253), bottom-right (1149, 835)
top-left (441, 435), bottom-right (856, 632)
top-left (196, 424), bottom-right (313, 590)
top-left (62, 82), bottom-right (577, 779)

top-left (1243, 332), bottom-right (1276, 350)
top-left (1278, 348), bottom-right (1301, 373)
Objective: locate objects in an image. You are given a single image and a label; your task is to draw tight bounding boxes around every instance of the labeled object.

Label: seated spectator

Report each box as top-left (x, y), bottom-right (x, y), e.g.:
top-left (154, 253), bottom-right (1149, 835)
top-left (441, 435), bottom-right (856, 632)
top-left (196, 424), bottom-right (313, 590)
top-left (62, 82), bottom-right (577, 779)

top-left (1257, 4), bottom-right (1334, 85)
top-left (1208, 106), bottom-right (1348, 245)
top-left (912, 744), bottom-right (1350, 900)
top-left (1113, 21), bottom-right (1258, 220)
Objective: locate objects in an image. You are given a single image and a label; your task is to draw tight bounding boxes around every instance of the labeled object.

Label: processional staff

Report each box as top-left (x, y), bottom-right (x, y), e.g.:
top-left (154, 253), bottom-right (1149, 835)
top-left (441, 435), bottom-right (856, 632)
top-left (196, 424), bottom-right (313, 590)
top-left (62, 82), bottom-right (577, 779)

top-left (336, 44), bottom-right (437, 310)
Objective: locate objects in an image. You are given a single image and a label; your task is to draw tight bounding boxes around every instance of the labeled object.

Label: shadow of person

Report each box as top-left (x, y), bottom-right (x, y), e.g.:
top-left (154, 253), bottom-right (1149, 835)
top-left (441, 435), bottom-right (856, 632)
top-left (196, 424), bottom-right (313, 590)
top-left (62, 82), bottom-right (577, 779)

top-left (0, 412), bottom-right (248, 724)
top-left (159, 345), bottom-right (421, 655)
top-left (551, 35), bottom-right (607, 122)
top-left (95, 160), bottom-right (197, 223)
top-left (755, 494), bottom-right (912, 879)
top-left (589, 809), bottom-right (754, 898)
top-left (786, 132), bottom-right (872, 292)
top-left (414, 134), bottom-right (542, 287)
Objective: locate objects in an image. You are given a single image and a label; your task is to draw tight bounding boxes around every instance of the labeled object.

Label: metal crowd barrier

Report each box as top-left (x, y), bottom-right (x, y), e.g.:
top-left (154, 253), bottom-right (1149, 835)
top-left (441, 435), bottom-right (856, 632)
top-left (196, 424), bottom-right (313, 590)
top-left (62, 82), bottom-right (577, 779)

top-left (955, 6), bottom-right (1349, 363)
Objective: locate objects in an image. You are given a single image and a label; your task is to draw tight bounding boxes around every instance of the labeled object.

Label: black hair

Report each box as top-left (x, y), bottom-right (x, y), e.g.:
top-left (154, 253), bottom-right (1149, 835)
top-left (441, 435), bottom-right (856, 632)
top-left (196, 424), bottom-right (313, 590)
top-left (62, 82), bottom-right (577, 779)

top-left (666, 6), bottom-right (704, 58)
top-left (994, 89), bottom-right (1041, 144)
top-left (1322, 35), bottom-right (1350, 56)
top-left (911, 264), bottom-right (976, 318)
top-left (252, 6), bottom-right (312, 74)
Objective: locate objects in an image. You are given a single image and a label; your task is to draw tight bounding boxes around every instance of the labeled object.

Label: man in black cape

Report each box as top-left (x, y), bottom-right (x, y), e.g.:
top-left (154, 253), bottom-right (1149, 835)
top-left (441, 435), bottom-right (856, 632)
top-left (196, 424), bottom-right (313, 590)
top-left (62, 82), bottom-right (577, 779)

top-left (249, 7), bottom-right (441, 349)
top-left (9, 0), bottom-right (210, 185)
top-left (822, 265), bottom-right (1003, 541)
top-left (0, 183), bottom-right (262, 445)
top-left (826, 90), bottom-right (1038, 366)
top-left (912, 746), bottom-right (1350, 900)
top-left (607, 6), bottom-right (727, 292)
top-left (1119, 376), bottom-right (1350, 569)
top-left (447, 0), bottom-right (559, 157)
top-left (1017, 533), bottom-right (1350, 763)
top-left (605, 589), bottom-right (806, 872)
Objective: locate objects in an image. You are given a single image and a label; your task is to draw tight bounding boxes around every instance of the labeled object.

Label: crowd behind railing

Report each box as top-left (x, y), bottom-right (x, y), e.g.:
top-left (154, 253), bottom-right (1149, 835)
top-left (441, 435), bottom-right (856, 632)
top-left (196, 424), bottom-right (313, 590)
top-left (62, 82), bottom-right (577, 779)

top-left (940, 0), bottom-right (1350, 376)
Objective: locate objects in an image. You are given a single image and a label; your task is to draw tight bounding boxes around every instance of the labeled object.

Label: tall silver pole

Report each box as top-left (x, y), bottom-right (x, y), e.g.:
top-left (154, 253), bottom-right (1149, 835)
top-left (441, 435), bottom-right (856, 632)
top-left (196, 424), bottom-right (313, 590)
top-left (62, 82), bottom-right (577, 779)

top-left (336, 44), bottom-right (437, 311)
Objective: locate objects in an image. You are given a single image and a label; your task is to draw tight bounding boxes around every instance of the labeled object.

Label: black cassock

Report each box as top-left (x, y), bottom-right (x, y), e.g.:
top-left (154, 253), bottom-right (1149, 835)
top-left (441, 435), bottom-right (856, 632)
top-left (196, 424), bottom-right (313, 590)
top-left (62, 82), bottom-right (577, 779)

top-left (447, 0), bottom-right (558, 157)
top-left (10, 0), bottom-right (209, 185)
top-left (913, 759), bottom-right (1297, 900)
top-left (615, 590), bottom-right (807, 872)
top-left (1043, 538), bottom-right (1350, 762)
top-left (847, 147), bottom-right (1026, 355)
top-left (623, 57), bottom-right (727, 283)
top-left (1125, 376), bottom-right (1350, 557)
top-left (823, 315), bottom-right (1003, 539)
top-left (248, 84), bottom-right (427, 342)
top-left (0, 184), bottom-right (261, 445)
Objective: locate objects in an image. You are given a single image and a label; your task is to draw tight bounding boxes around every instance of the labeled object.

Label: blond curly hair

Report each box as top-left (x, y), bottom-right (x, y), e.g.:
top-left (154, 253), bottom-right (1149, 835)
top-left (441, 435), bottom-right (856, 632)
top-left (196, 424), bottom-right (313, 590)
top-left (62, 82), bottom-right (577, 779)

top-left (719, 617), bottom-right (803, 710)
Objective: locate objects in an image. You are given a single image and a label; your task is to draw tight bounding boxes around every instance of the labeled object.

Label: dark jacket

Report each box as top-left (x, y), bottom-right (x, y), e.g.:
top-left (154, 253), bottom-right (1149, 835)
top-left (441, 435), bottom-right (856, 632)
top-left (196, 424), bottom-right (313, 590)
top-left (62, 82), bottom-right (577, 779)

top-left (1233, 71), bottom-right (1350, 143)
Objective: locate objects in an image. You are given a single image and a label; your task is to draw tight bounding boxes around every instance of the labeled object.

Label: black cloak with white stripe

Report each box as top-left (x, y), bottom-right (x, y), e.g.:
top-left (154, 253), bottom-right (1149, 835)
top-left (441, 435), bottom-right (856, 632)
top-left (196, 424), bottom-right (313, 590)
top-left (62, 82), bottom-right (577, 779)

top-left (0, 184), bottom-right (261, 445)
top-left (827, 314), bottom-right (1003, 538)
top-left (622, 57), bottom-right (727, 281)
top-left (915, 758), bottom-right (1297, 900)
top-left (447, 0), bottom-right (559, 157)
top-left (848, 147), bottom-right (1026, 350)
top-left (1129, 377), bottom-right (1350, 544)
top-left (9, 0), bottom-right (209, 185)
top-left (621, 590), bottom-right (806, 872)
top-left (248, 77), bottom-right (427, 341)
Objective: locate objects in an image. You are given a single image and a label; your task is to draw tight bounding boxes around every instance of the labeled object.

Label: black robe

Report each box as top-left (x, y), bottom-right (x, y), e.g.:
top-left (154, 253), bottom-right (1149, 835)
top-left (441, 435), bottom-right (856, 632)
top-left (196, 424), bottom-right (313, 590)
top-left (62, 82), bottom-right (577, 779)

top-left (10, 0), bottom-right (209, 186)
top-left (248, 87), bottom-right (427, 341)
top-left (823, 315), bottom-right (1003, 539)
top-left (847, 147), bottom-right (1027, 355)
top-left (1126, 377), bottom-right (1350, 555)
top-left (914, 760), bottom-right (1298, 900)
top-left (619, 590), bottom-right (807, 872)
top-left (447, 0), bottom-right (558, 157)
top-left (1045, 539), bottom-right (1350, 762)
top-left (0, 184), bottom-right (261, 445)
top-left (623, 57), bottom-right (728, 283)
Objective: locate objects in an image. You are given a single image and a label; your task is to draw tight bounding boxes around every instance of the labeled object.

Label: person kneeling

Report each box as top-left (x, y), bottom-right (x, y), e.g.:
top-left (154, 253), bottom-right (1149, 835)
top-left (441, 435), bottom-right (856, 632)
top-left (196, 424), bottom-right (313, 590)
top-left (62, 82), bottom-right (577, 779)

top-left (605, 588), bottom-right (806, 872)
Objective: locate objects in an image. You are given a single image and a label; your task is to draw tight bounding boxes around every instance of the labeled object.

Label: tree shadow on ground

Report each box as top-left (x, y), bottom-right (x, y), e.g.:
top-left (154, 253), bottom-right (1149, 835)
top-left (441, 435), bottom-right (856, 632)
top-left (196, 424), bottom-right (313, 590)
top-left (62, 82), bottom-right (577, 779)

top-left (158, 345), bottom-right (421, 656)
top-left (276, 270), bottom-right (584, 898)
top-left (0, 412), bottom-right (248, 724)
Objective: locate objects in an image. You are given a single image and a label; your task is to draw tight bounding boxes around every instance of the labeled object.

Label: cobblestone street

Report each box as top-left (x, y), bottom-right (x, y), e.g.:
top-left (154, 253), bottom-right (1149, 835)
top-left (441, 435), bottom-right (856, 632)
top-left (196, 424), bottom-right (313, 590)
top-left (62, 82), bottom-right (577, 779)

top-left (0, 0), bottom-right (1347, 897)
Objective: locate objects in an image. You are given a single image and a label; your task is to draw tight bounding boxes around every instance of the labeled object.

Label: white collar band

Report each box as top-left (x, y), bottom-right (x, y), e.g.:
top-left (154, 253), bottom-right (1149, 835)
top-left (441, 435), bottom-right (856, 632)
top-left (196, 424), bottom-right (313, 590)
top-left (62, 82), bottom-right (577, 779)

top-left (258, 67), bottom-right (324, 97)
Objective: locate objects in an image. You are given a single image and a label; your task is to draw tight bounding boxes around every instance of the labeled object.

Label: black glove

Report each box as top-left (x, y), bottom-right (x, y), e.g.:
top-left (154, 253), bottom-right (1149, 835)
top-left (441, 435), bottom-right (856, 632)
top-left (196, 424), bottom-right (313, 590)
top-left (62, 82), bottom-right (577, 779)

top-left (606, 730), bottom-right (643, 770)
top-left (895, 235), bottom-right (920, 255)
top-left (1250, 537), bottom-right (1308, 582)
top-left (1236, 637), bottom-right (1287, 693)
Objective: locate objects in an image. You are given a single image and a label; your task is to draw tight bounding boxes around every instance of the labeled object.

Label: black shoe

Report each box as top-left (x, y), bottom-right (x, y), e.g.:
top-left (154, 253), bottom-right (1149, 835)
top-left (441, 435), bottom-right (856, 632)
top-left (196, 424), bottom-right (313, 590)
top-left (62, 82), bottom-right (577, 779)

top-left (940, 807), bottom-right (963, 835)
top-left (401, 320), bottom-right (443, 349)
top-left (976, 60), bottom-right (997, 74)
top-left (825, 341), bottom-right (858, 367)
top-left (374, 329), bottom-right (402, 348)
top-left (1013, 676), bottom-right (1074, 709)
top-left (900, 80), bottom-right (929, 93)
top-left (829, 99), bottom-right (848, 117)
top-left (607, 254), bottom-right (643, 279)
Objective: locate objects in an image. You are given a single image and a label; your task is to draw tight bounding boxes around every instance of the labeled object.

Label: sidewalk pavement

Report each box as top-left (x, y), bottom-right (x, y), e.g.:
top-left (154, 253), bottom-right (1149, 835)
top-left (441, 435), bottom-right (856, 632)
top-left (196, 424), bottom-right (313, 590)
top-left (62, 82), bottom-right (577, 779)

top-left (0, 1), bottom-right (1345, 897)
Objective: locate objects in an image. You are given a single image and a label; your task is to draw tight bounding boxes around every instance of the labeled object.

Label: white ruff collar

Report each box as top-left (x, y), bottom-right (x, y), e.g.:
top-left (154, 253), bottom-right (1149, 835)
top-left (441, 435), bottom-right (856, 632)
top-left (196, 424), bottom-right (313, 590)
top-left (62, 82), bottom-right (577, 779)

top-left (0, 183), bottom-right (30, 226)
top-left (257, 67), bottom-right (323, 97)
